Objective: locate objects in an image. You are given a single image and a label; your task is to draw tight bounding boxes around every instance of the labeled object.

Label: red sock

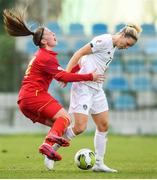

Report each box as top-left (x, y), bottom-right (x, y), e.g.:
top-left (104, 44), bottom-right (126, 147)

top-left (44, 116), bottom-right (70, 146)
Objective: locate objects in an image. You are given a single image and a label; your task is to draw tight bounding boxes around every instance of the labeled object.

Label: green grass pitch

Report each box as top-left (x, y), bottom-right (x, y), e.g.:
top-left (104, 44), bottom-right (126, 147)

top-left (0, 134), bottom-right (157, 179)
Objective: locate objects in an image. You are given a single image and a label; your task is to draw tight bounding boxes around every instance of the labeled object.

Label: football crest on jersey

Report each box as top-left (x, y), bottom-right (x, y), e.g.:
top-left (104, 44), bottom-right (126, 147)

top-left (83, 104), bottom-right (88, 110)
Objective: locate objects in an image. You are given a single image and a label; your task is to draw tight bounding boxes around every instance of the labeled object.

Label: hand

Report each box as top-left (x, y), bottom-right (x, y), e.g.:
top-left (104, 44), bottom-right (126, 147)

top-left (91, 69), bottom-right (106, 83)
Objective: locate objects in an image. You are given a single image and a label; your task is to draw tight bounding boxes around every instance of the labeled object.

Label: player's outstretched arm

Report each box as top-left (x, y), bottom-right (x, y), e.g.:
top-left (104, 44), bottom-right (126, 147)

top-left (55, 70), bottom-right (105, 83)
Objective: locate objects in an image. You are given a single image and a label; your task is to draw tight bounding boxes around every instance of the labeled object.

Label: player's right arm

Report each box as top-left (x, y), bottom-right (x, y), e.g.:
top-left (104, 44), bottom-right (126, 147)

top-left (66, 43), bottom-right (92, 73)
top-left (66, 35), bottom-right (107, 73)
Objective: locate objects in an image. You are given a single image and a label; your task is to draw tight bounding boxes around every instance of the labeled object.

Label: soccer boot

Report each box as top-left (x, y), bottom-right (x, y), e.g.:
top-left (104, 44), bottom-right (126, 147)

top-left (44, 155), bottom-right (55, 170)
top-left (92, 163), bottom-right (118, 173)
top-left (39, 143), bottom-right (62, 161)
top-left (46, 134), bottom-right (70, 147)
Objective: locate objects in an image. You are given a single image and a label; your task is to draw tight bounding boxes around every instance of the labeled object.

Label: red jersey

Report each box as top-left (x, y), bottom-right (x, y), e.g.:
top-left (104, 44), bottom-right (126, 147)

top-left (18, 48), bottom-right (93, 101)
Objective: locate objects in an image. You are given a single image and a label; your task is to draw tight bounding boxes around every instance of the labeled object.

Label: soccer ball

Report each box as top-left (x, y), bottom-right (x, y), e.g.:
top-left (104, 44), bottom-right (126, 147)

top-left (74, 148), bottom-right (96, 170)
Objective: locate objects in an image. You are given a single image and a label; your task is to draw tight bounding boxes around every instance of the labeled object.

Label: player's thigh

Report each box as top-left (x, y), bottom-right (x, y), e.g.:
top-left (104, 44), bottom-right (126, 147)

top-left (91, 89), bottom-right (109, 115)
top-left (18, 102), bottom-right (52, 126)
top-left (39, 100), bottom-right (62, 120)
top-left (18, 94), bottom-right (63, 126)
top-left (69, 83), bottom-right (93, 115)
top-left (92, 111), bottom-right (109, 131)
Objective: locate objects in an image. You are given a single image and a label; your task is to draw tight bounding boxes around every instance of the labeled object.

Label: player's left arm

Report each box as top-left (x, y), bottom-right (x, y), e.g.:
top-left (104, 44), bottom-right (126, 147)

top-left (66, 43), bottom-right (92, 72)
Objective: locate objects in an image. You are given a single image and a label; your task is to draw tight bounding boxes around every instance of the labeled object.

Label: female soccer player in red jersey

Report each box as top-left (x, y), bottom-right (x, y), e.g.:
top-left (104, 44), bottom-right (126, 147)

top-left (3, 9), bottom-right (104, 162)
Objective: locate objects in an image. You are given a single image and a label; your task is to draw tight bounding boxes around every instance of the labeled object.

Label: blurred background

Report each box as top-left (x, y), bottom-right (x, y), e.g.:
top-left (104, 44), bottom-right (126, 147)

top-left (0, 0), bottom-right (157, 135)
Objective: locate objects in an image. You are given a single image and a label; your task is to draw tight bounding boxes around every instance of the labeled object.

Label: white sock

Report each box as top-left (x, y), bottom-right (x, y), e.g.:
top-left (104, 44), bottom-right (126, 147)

top-left (64, 126), bottom-right (76, 140)
top-left (94, 129), bottom-right (108, 164)
top-left (52, 126), bottom-right (76, 151)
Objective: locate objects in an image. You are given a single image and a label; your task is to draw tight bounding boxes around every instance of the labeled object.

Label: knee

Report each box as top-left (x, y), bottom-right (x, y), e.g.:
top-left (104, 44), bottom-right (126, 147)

top-left (73, 124), bottom-right (87, 135)
top-left (63, 116), bottom-right (71, 127)
top-left (97, 120), bottom-right (109, 132)
top-left (53, 115), bottom-right (71, 127)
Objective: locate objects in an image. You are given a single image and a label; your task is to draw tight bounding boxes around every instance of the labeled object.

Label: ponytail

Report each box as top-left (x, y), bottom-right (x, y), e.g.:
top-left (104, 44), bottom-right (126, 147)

top-left (3, 9), bottom-right (34, 37)
top-left (119, 23), bottom-right (142, 41)
top-left (126, 23), bottom-right (142, 34)
top-left (3, 8), bottom-right (44, 46)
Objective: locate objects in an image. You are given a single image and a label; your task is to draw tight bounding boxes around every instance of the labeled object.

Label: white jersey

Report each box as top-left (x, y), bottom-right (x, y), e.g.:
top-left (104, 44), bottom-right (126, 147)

top-left (78, 34), bottom-right (116, 90)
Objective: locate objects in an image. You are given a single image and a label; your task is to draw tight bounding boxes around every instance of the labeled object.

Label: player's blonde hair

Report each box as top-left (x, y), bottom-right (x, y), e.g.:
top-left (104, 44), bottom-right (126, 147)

top-left (120, 23), bottom-right (142, 41)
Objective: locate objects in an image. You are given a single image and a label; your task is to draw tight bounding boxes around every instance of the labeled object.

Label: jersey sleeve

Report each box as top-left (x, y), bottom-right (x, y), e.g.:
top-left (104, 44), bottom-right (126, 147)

top-left (71, 64), bottom-right (81, 73)
top-left (54, 71), bottom-right (93, 83)
top-left (40, 57), bottom-right (93, 83)
top-left (90, 34), bottom-right (109, 53)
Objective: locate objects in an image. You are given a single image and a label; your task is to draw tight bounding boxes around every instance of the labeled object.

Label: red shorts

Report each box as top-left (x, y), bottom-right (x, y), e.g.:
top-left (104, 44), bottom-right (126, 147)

top-left (18, 92), bottom-right (62, 124)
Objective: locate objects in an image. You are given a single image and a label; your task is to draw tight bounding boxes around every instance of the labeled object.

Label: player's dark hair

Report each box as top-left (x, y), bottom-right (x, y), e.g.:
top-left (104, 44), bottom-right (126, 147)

top-left (3, 8), bottom-right (44, 46)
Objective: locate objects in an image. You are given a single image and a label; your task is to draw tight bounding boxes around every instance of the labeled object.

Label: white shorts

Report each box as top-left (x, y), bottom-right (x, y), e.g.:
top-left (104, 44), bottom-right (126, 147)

top-left (68, 83), bottom-right (109, 115)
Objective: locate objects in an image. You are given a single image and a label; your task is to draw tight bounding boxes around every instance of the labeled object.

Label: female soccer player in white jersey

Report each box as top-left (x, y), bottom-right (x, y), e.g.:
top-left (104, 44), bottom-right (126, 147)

top-left (45, 23), bottom-right (142, 172)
